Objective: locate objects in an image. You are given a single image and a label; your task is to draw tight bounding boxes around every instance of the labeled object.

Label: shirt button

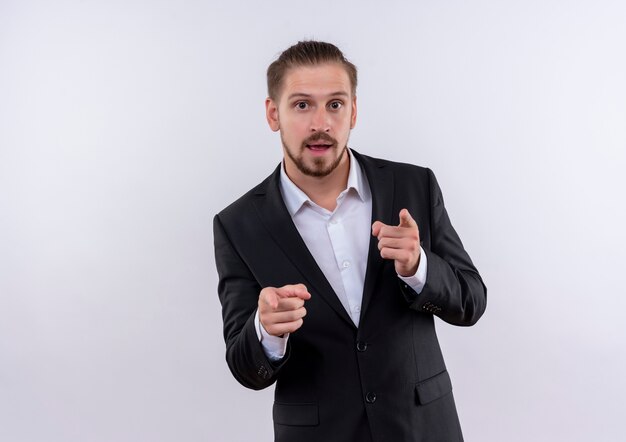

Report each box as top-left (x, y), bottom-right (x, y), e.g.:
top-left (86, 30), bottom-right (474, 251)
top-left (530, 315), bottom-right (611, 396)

top-left (330, 219), bottom-right (338, 225)
top-left (365, 392), bottom-right (377, 403)
top-left (354, 306), bottom-right (360, 313)
top-left (342, 260), bottom-right (350, 268)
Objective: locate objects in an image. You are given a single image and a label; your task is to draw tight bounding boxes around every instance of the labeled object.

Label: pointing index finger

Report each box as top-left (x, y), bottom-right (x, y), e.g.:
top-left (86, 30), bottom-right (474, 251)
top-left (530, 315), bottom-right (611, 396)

top-left (276, 284), bottom-right (311, 300)
top-left (398, 209), bottom-right (417, 228)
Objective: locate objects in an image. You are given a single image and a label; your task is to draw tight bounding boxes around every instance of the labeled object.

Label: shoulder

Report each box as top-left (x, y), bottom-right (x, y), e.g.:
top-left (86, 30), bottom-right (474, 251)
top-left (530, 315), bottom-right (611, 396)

top-left (214, 164), bottom-right (280, 224)
top-left (351, 149), bottom-right (434, 182)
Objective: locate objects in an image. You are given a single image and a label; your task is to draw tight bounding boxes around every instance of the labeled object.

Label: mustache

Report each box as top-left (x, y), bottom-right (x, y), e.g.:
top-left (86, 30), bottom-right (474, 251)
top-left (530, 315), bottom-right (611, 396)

top-left (303, 132), bottom-right (337, 146)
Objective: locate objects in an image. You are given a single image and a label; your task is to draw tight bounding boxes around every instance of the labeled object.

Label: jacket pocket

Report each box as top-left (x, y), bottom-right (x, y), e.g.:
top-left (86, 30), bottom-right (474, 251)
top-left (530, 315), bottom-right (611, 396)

top-left (273, 402), bottom-right (319, 426)
top-left (415, 370), bottom-right (453, 405)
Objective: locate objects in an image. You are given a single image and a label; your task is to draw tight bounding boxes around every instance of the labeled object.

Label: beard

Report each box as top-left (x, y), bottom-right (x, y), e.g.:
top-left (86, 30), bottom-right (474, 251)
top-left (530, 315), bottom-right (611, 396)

top-left (282, 131), bottom-right (348, 178)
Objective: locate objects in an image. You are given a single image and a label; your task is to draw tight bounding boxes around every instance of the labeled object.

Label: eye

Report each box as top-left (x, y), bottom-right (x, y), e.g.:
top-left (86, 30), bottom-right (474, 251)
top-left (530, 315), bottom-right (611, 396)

top-left (329, 101), bottom-right (342, 110)
top-left (296, 101), bottom-right (308, 110)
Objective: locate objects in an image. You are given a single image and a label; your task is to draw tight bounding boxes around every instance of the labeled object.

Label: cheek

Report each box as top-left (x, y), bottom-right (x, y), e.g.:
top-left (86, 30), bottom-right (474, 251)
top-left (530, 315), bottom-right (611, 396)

top-left (334, 112), bottom-right (352, 126)
top-left (282, 115), bottom-right (308, 133)
top-left (334, 115), bottom-right (352, 133)
top-left (280, 122), bottom-right (309, 145)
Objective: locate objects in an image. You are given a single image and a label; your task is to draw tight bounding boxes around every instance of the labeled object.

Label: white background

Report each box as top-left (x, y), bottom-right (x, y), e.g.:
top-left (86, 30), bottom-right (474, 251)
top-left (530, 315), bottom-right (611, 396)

top-left (2, 1), bottom-right (626, 441)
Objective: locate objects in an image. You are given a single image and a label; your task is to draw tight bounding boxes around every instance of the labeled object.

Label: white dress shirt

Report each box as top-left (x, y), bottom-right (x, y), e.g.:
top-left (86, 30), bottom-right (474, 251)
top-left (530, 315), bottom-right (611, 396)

top-left (255, 148), bottom-right (428, 360)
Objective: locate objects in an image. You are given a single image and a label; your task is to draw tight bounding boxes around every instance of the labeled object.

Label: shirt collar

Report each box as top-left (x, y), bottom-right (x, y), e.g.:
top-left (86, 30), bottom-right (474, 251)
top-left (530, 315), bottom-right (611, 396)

top-left (279, 148), bottom-right (370, 217)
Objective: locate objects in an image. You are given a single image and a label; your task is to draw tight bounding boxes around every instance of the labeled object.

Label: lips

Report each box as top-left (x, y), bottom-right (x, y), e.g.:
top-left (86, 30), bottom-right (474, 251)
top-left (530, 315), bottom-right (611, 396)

top-left (307, 143), bottom-right (332, 150)
top-left (303, 133), bottom-right (337, 153)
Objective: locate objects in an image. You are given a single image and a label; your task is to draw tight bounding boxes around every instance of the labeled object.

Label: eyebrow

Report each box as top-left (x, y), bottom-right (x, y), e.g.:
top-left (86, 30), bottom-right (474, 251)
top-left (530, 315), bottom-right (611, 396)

top-left (287, 91), bottom-right (350, 101)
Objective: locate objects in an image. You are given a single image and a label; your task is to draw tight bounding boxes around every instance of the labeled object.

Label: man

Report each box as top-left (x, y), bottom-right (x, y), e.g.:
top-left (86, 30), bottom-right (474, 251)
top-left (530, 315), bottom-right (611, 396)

top-left (213, 41), bottom-right (486, 442)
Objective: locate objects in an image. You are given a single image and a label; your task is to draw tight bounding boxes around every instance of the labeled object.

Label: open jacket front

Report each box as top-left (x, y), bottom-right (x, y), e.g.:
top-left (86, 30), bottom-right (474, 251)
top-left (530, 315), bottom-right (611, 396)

top-left (214, 150), bottom-right (487, 442)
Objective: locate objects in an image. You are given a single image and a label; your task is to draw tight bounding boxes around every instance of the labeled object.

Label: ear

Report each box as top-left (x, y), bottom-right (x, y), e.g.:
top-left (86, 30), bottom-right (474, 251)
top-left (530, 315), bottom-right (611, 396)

top-left (350, 95), bottom-right (357, 129)
top-left (265, 98), bottom-right (280, 132)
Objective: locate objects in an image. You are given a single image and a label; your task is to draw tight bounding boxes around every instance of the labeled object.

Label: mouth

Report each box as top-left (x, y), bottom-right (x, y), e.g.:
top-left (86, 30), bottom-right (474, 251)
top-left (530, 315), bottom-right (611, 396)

top-left (306, 143), bottom-right (333, 151)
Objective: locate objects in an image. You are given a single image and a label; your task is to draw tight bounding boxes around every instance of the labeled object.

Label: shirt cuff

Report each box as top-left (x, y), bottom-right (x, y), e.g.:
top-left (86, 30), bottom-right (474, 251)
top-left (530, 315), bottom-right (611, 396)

top-left (397, 246), bottom-right (428, 294)
top-left (254, 309), bottom-right (289, 361)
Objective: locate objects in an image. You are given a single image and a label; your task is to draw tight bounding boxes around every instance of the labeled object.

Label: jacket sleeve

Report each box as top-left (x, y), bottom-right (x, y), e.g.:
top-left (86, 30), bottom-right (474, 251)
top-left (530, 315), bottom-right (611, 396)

top-left (399, 168), bottom-right (487, 326)
top-left (213, 214), bottom-right (290, 390)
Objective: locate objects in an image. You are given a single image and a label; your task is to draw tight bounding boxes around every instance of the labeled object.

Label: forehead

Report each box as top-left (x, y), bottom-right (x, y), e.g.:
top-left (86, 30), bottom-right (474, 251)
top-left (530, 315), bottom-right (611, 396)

top-left (280, 63), bottom-right (352, 100)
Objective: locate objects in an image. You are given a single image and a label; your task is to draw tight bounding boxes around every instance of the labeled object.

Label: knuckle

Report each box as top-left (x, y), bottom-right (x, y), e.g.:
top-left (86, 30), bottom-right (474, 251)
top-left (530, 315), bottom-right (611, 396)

top-left (286, 298), bottom-right (298, 308)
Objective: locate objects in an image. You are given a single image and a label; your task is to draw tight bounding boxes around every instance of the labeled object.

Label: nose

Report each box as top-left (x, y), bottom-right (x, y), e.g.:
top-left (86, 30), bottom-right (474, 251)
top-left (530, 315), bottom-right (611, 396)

top-left (310, 106), bottom-right (330, 133)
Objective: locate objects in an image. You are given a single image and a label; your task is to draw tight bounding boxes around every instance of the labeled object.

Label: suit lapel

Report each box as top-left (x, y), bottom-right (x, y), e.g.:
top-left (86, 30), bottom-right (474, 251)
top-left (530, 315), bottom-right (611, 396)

top-left (252, 165), bottom-right (356, 328)
top-left (352, 151), bottom-right (395, 321)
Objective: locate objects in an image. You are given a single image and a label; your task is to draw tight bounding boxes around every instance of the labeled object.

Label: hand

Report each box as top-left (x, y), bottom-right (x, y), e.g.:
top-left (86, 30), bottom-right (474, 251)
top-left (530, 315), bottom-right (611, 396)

top-left (258, 284), bottom-right (311, 337)
top-left (372, 208), bottom-right (421, 277)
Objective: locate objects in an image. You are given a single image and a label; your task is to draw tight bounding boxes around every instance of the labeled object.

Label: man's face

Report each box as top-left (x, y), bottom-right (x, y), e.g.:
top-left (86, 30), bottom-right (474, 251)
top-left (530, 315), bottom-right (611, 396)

top-left (265, 63), bottom-right (357, 179)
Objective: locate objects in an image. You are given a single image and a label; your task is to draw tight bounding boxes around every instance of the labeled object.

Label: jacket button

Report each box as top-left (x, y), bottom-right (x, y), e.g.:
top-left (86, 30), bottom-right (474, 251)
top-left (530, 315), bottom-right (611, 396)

top-left (356, 341), bottom-right (368, 352)
top-left (365, 392), bottom-right (377, 403)
top-left (257, 365), bottom-right (269, 379)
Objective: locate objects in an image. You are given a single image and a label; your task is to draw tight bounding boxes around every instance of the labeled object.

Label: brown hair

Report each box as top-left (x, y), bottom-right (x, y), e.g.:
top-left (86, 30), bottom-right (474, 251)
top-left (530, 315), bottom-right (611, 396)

top-left (267, 40), bottom-right (358, 100)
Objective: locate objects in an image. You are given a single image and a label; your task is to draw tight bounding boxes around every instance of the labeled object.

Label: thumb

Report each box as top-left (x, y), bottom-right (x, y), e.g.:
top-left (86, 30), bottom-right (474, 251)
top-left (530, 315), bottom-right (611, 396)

top-left (264, 289), bottom-right (280, 309)
top-left (372, 220), bottom-right (384, 237)
top-left (398, 209), bottom-right (416, 228)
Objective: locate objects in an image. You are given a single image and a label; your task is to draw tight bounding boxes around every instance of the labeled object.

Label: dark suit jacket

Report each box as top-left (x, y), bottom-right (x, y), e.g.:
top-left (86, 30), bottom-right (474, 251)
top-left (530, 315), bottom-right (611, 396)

top-left (213, 150), bottom-right (487, 442)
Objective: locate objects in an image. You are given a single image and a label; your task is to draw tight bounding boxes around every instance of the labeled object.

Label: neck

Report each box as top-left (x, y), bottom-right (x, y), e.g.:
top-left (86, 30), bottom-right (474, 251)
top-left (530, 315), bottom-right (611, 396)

top-left (284, 149), bottom-right (350, 212)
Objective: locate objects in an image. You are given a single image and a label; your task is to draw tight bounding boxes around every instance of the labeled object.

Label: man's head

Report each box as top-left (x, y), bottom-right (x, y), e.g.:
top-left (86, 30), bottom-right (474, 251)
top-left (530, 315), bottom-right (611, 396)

top-left (265, 41), bottom-right (358, 180)
top-left (267, 41), bottom-right (357, 102)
